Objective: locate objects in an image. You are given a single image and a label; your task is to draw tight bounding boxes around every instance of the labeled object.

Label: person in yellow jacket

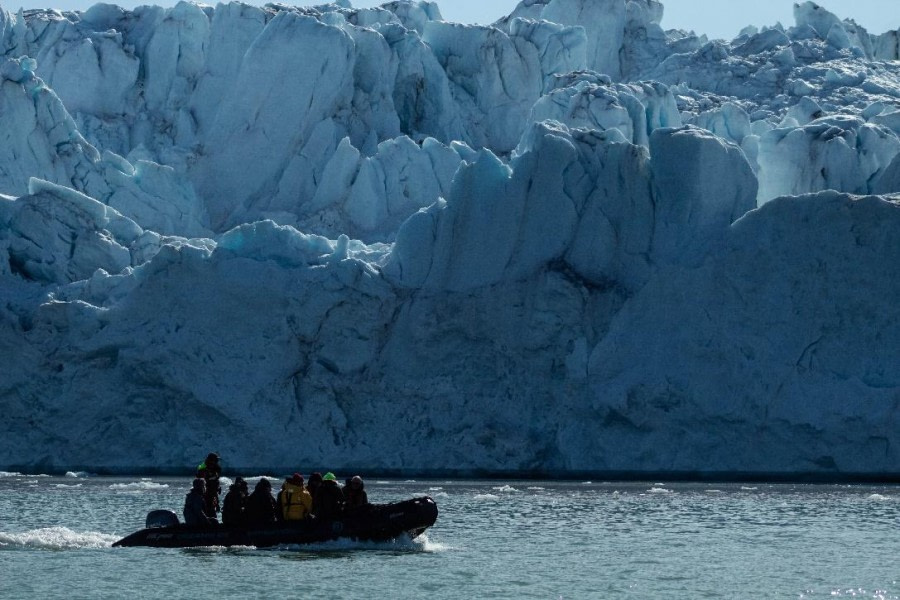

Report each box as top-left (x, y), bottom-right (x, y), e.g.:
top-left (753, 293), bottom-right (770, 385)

top-left (279, 473), bottom-right (313, 521)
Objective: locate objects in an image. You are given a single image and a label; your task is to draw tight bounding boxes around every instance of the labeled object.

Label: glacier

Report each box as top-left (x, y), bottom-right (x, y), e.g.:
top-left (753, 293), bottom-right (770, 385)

top-left (0, 0), bottom-right (898, 478)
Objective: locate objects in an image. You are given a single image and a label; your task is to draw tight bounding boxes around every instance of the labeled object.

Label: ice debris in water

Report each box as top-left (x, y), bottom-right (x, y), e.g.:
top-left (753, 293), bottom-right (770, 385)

top-left (473, 494), bottom-right (501, 501)
top-left (492, 485), bottom-right (520, 493)
top-left (108, 481), bottom-right (169, 490)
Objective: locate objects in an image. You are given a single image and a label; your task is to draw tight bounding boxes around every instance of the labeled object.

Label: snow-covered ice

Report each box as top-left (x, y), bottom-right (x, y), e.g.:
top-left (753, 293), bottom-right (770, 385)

top-left (0, 0), bottom-right (898, 477)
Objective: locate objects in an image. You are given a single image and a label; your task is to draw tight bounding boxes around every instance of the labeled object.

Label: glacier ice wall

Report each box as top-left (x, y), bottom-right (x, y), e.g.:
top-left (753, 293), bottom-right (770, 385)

top-left (0, 0), bottom-right (899, 476)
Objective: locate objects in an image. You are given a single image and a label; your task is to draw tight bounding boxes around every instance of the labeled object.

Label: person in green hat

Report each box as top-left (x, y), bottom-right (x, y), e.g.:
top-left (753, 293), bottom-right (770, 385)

top-left (196, 452), bottom-right (222, 517)
top-left (312, 471), bottom-right (344, 520)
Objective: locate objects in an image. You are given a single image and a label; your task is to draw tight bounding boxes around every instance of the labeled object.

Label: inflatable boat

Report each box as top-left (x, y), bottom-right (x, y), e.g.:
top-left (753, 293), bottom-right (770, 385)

top-left (112, 496), bottom-right (437, 548)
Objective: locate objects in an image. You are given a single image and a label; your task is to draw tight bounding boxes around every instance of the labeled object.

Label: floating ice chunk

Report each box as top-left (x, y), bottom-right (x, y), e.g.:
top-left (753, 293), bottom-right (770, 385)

top-left (108, 481), bottom-right (169, 490)
top-left (492, 485), bottom-right (520, 493)
top-left (473, 494), bottom-right (500, 501)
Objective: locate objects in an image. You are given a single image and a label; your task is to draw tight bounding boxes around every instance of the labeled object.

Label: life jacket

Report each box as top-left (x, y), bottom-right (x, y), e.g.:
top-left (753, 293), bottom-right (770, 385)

top-left (280, 482), bottom-right (312, 521)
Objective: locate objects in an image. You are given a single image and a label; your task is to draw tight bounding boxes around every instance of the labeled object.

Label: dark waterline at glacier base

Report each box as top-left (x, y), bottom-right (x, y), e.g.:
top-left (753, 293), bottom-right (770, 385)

top-left (4, 466), bottom-right (900, 485)
top-left (1, 475), bottom-right (898, 599)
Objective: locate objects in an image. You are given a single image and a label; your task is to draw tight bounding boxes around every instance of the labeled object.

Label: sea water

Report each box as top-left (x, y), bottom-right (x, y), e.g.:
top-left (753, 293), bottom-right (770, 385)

top-left (0, 474), bottom-right (897, 599)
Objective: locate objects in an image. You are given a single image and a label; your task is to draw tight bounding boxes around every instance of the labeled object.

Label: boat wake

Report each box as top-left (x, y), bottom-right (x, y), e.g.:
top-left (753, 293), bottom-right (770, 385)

top-left (178, 533), bottom-right (449, 556)
top-left (0, 527), bottom-right (120, 550)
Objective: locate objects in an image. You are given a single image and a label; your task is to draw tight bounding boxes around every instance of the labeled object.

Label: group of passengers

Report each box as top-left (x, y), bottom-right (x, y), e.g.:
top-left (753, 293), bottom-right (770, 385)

top-left (183, 452), bottom-right (369, 527)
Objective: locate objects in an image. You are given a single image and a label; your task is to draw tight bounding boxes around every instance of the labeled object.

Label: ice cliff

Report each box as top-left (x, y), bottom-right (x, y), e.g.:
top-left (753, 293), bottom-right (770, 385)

top-left (0, 0), bottom-right (898, 478)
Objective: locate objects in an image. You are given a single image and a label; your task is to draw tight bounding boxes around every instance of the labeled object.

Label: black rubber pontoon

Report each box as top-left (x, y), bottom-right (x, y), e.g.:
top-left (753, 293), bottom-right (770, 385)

top-left (112, 496), bottom-right (438, 548)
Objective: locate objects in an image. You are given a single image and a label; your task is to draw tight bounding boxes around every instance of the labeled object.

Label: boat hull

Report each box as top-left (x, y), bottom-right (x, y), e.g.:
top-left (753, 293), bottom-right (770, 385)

top-left (112, 496), bottom-right (437, 548)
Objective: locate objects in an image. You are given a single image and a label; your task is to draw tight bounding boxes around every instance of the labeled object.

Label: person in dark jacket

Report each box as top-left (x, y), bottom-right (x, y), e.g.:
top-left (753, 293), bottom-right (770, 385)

top-left (344, 475), bottom-right (368, 510)
top-left (221, 477), bottom-right (248, 527)
top-left (313, 472), bottom-right (344, 520)
top-left (183, 478), bottom-right (217, 527)
top-left (245, 478), bottom-right (278, 526)
top-left (307, 472), bottom-right (323, 506)
top-left (196, 452), bottom-right (222, 518)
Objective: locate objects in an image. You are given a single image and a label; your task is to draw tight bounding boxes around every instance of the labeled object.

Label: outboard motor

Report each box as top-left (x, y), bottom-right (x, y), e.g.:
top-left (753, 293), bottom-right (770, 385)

top-left (146, 510), bottom-right (179, 529)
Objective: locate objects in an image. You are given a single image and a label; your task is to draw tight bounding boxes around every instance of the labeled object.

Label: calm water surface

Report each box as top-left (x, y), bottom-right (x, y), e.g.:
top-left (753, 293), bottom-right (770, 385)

top-left (0, 473), bottom-right (897, 599)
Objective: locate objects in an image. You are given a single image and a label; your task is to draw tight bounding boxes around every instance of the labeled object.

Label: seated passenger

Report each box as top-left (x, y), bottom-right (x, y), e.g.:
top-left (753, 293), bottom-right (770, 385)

top-left (245, 478), bottom-right (278, 526)
top-left (222, 477), bottom-right (249, 527)
top-left (183, 478), bottom-right (217, 527)
top-left (344, 475), bottom-right (369, 510)
top-left (279, 473), bottom-right (313, 521)
top-left (312, 472), bottom-right (344, 520)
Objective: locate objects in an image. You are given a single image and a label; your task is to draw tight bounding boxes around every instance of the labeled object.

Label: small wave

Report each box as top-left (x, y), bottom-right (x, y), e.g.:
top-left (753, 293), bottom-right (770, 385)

top-left (428, 487), bottom-right (443, 492)
top-left (0, 471), bottom-right (24, 478)
top-left (65, 471), bottom-right (91, 478)
top-left (527, 486), bottom-right (545, 491)
top-left (473, 493), bottom-right (500, 501)
top-left (0, 527), bottom-right (118, 550)
top-left (581, 481), bottom-right (593, 485)
top-left (867, 494), bottom-right (893, 502)
top-left (741, 486), bottom-right (758, 491)
top-left (55, 484), bottom-right (82, 489)
top-left (432, 492), bottom-right (450, 499)
top-left (649, 487), bottom-right (672, 494)
top-left (109, 481), bottom-right (169, 491)
top-left (492, 485), bottom-right (519, 493)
